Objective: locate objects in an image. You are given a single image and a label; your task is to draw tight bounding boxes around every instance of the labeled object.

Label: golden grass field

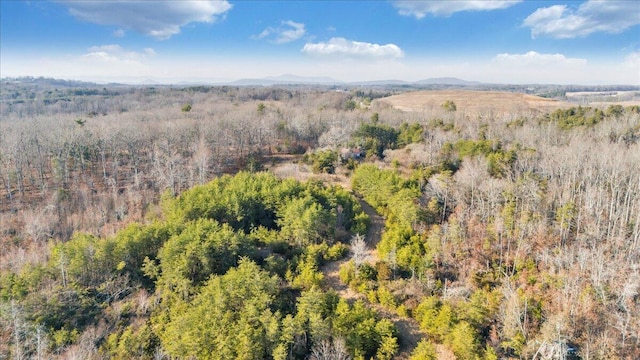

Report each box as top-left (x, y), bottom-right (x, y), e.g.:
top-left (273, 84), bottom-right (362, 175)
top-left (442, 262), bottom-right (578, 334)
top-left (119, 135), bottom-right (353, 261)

top-left (376, 90), bottom-right (575, 115)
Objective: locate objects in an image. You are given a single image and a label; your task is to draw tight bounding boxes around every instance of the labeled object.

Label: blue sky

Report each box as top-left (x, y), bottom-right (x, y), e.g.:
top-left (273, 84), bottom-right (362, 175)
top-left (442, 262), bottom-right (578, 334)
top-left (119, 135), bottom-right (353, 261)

top-left (1, 0), bottom-right (639, 84)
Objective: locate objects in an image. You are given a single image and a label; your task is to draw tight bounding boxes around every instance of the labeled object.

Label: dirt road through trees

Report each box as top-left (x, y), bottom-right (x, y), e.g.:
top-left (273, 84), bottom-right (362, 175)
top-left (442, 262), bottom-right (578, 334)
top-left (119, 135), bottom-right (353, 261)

top-left (321, 198), bottom-right (424, 359)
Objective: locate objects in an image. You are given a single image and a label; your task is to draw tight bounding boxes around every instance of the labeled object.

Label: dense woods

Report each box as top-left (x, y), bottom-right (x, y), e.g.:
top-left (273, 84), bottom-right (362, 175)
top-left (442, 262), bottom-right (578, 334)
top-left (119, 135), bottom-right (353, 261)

top-left (1, 79), bottom-right (639, 359)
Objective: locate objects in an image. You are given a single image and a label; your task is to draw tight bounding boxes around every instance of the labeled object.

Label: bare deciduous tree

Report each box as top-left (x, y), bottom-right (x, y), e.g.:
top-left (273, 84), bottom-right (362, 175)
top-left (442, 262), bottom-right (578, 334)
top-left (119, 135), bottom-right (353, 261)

top-left (351, 233), bottom-right (367, 277)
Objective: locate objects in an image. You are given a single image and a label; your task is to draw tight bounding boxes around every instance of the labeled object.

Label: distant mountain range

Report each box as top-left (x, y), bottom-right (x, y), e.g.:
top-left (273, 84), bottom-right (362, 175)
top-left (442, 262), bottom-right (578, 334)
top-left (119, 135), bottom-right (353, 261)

top-left (3, 76), bottom-right (638, 93)
top-left (415, 77), bottom-right (482, 86)
top-left (231, 75), bottom-right (482, 86)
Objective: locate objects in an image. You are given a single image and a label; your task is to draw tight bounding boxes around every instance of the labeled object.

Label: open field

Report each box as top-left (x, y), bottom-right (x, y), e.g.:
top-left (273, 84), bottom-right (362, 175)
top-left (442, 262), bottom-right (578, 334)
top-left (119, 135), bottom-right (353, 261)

top-left (565, 90), bottom-right (640, 107)
top-left (376, 90), bottom-right (574, 115)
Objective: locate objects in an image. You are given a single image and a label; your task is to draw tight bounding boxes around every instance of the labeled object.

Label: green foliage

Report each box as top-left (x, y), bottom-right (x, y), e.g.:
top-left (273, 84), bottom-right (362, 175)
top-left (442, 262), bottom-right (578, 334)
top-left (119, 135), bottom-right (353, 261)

top-left (333, 299), bottom-right (398, 359)
top-left (447, 321), bottom-right (480, 359)
top-left (555, 201), bottom-right (577, 230)
top-left (414, 292), bottom-right (496, 359)
top-left (339, 260), bottom-right (356, 285)
top-left (325, 242), bottom-right (349, 260)
top-left (375, 319), bottom-right (399, 360)
top-left (2, 171), bottom-right (374, 359)
top-left (51, 328), bottom-right (79, 349)
top-left (351, 122), bottom-right (400, 158)
top-left (0, 264), bottom-right (49, 301)
top-left (442, 100), bottom-right (457, 112)
top-left (410, 340), bottom-right (438, 360)
top-left (606, 104), bottom-right (624, 117)
top-left (428, 118), bottom-right (455, 131)
top-left (156, 259), bottom-right (282, 359)
top-left (545, 106), bottom-right (607, 129)
top-left (344, 99), bottom-right (357, 111)
top-left (484, 344), bottom-right (499, 360)
top-left (28, 287), bottom-right (101, 337)
top-left (291, 254), bottom-right (324, 290)
top-left (487, 149), bottom-right (517, 178)
top-left (278, 195), bottom-right (335, 246)
top-left (181, 103), bottom-right (192, 112)
top-left (294, 287), bottom-right (339, 345)
top-left (377, 286), bottom-right (397, 309)
top-left (415, 296), bottom-right (455, 340)
top-left (155, 219), bottom-right (253, 297)
top-left (457, 289), bottom-right (501, 330)
top-left (112, 221), bottom-right (175, 286)
top-left (440, 138), bottom-right (518, 178)
top-left (50, 233), bottom-right (122, 288)
top-left (501, 330), bottom-right (526, 356)
top-left (352, 164), bottom-right (416, 212)
top-left (165, 172), bottom-right (286, 232)
top-left (449, 138), bottom-right (498, 158)
top-left (304, 150), bottom-right (338, 174)
top-left (352, 165), bottom-right (427, 274)
top-left (358, 263), bottom-right (377, 282)
top-left (165, 172), bottom-right (365, 237)
top-left (397, 122), bottom-right (424, 146)
top-left (105, 321), bottom-right (159, 359)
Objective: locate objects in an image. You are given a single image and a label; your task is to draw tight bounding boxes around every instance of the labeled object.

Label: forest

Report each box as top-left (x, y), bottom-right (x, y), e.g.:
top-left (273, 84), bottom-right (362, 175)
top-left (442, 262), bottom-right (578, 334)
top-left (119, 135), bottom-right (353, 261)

top-left (1, 79), bottom-right (639, 359)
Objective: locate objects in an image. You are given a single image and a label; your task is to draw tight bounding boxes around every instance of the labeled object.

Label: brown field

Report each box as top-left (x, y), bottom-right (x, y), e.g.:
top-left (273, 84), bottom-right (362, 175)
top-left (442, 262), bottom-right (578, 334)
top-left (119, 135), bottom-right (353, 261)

top-left (376, 90), bottom-right (573, 115)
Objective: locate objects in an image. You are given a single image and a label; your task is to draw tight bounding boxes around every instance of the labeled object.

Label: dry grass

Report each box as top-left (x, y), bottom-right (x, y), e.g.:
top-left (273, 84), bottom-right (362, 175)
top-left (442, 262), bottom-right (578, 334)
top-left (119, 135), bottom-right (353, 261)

top-left (376, 90), bottom-right (573, 116)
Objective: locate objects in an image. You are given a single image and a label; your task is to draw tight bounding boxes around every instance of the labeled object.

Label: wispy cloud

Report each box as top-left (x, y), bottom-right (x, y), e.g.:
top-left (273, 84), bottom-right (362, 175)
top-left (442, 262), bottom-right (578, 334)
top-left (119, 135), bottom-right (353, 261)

top-left (255, 20), bottom-right (306, 44)
top-left (302, 37), bottom-right (404, 59)
top-left (523, 1), bottom-right (640, 39)
top-left (624, 51), bottom-right (640, 68)
top-left (393, 0), bottom-right (521, 18)
top-left (60, 1), bottom-right (232, 40)
top-left (82, 44), bottom-right (156, 64)
top-left (493, 51), bottom-right (587, 67)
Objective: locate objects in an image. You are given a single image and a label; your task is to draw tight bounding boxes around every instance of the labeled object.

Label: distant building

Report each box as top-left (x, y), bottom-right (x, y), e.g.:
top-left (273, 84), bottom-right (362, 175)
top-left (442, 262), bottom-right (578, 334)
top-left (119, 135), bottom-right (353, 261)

top-left (340, 147), bottom-right (363, 160)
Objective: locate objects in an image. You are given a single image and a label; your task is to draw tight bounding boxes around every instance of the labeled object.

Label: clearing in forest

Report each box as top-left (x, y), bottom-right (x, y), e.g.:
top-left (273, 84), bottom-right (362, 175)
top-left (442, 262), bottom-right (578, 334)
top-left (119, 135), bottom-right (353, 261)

top-left (376, 90), bottom-right (573, 115)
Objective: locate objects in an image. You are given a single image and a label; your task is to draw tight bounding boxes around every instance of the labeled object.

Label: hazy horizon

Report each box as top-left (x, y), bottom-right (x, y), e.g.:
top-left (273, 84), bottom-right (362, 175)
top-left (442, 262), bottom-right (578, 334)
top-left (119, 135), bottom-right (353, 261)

top-left (1, 1), bottom-right (639, 85)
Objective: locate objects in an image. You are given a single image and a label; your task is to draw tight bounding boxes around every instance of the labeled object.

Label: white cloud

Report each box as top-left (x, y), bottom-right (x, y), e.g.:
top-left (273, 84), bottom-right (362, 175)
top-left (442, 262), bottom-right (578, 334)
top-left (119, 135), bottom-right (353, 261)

top-left (143, 48), bottom-right (157, 56)
top-left (277, 21), bottom-right (306, 43)
top-left (393, 0), bottom-right (521, 18)
top-left (87, 44), bottom-right (123, 53)
top-left (625, 51), bottom-right (640, 67)
top-left (484, 51), bottom-right (600, 84)
top-left (113, 28), bottom-right (125, 38)
top-left (493, 51), bottom-right (587, 67)
top-left (82, 44), bottom-right (156, 65)
top-left (622, 51), bottom-right (640, 84)
top-left (60, 0), bottom-right (232, 40)
top-left (523, 1), bottom-right (640, 39)
top-left (255, 20), bottom-right (306, 44)
top-left (302, 37), bottom-right (404, 59)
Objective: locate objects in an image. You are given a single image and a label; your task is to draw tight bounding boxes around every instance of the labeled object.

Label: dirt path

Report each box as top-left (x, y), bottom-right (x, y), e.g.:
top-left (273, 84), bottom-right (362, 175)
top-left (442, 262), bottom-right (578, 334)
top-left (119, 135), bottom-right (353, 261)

top-left (269, 160), bottom-right (425, 358)
top-left (321, 198), bottom-right (424, 359)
